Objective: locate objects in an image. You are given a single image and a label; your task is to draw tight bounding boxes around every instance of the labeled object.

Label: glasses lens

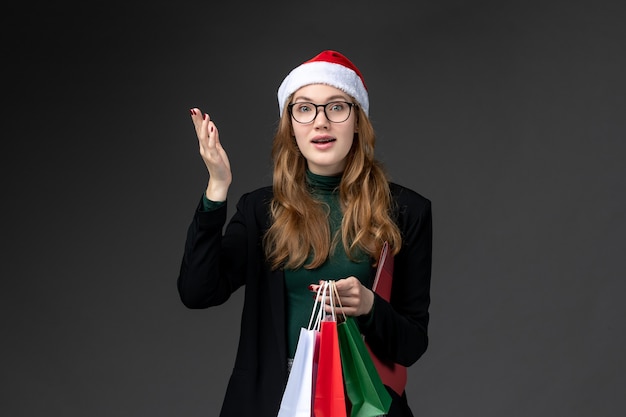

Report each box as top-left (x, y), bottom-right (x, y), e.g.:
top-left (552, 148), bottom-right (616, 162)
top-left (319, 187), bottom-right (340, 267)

top-left (325, 102), bottom-right (351, 123)
top-left (290, 102), bottom-right (316, 123)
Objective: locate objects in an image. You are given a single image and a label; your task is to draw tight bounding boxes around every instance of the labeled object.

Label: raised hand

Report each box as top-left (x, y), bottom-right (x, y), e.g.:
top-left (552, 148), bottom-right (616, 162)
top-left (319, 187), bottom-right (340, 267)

top-left (190, 108), bottom-right (232, 201)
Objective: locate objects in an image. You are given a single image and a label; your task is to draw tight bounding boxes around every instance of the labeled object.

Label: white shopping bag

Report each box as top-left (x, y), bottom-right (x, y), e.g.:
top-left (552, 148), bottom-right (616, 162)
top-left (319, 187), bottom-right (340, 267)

top-left (277, 283), bottom-right (328, 417)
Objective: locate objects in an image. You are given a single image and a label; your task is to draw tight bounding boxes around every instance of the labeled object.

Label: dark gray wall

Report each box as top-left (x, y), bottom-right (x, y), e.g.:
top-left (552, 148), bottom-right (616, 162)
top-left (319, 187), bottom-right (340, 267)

top-left (3, 1), bottom-right (625, 416)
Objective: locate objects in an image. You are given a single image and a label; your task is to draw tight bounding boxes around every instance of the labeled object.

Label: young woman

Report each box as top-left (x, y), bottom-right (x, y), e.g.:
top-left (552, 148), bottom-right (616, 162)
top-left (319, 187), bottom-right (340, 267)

top-left (178, 50), bottom-right (432, 417)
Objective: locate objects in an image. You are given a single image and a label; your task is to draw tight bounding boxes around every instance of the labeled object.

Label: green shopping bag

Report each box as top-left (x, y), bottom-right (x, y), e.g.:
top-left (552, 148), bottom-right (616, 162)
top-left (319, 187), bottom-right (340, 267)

top-left (337, 316), bottom-right (392, 417)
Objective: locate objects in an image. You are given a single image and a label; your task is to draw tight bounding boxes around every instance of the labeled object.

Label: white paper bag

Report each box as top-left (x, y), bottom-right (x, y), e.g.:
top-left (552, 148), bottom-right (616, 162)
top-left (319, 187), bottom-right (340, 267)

top-left (277, 283), bottom-right (328, 417)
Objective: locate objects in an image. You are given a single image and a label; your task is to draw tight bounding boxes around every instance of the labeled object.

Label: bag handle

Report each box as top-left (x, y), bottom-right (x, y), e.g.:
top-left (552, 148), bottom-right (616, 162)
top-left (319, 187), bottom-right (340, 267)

top-left (308, 281), bottom-right (327, 331)
top-left (310, 280), bottom-right (349, 327)
top-left (329, 280), bottom-right (347, 323)
top-left (326, 280), bottom-right (337, 322)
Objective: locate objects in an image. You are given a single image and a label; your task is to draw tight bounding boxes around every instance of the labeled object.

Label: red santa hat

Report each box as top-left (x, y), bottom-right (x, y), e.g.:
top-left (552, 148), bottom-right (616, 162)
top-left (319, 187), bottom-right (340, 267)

top-left (277, 50), bottom-right (369, 116)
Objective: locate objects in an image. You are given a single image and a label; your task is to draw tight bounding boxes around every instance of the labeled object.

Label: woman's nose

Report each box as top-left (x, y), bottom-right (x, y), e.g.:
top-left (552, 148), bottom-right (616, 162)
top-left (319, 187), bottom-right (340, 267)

top-left (313, 106), bottom-right (330, 127)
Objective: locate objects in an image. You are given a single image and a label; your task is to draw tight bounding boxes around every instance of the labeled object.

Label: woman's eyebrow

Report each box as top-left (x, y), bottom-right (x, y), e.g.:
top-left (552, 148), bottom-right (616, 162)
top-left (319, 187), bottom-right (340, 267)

top-left (292, 94), bottom-right (350, 102)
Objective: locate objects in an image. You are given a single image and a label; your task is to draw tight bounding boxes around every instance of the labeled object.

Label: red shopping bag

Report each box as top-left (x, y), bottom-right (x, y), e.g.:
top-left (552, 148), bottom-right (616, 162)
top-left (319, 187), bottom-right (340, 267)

top-left (313, 282), bottom-right (347, 417)
top-left (314, 319), bottom-right (346, 417)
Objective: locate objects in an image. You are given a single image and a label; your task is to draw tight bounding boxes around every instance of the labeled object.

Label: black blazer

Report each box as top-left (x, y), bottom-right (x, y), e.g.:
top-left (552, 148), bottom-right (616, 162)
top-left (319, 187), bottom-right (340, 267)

top-left (178, 183), bottom-right (432, 417)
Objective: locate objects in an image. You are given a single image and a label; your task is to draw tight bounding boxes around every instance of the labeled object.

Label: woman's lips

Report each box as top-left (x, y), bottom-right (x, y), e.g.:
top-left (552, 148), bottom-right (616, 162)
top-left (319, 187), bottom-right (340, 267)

top-left (311, 135), bottom-right (336, 144)
top-left (311, 136), bottom-right (336, 150)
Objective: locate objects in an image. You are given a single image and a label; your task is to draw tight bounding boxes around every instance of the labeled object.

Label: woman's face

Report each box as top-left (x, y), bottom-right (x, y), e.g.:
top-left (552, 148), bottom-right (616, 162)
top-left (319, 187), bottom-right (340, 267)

top-left (290, 84), bottom-right (357, 176)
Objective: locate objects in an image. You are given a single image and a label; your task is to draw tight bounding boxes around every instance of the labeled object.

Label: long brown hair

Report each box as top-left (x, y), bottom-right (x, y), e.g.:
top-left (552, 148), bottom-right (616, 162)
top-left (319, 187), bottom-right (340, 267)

top-left (263, 99), bottom-right (402, 270)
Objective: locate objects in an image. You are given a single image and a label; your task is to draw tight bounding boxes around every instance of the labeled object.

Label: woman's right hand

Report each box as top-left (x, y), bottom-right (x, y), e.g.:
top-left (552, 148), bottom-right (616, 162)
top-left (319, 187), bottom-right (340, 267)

top-left (190, 108), bottom-right (232, 201)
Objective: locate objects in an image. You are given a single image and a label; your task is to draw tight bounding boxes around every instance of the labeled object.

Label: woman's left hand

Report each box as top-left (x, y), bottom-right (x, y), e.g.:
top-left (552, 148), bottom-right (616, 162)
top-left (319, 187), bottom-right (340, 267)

top-left (310, 277), bottom-right (374, 317)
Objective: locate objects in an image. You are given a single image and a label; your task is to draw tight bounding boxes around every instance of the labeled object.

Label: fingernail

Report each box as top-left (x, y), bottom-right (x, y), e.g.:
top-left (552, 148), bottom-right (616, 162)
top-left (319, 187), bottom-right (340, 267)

top-left (308, 285), bottom-right (314, 291)
top-left (203, 113), bottom-right (208, 120)
top-left (210, 126), bottom-right (214, 132)
top-left (189, 109), bottom-right (194, 115)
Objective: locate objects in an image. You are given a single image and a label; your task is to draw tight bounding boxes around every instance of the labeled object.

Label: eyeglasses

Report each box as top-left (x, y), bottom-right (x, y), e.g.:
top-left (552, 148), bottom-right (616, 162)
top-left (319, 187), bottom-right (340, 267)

top-left (287, 101), bottom-right (356, 124)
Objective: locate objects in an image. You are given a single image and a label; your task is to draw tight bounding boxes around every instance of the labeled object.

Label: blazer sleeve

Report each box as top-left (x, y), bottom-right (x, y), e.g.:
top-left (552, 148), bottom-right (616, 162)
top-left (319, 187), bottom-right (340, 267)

top-left (360, 187), bottom-right (433, 367)
top-left (177, 193), bottom-right (255, 309)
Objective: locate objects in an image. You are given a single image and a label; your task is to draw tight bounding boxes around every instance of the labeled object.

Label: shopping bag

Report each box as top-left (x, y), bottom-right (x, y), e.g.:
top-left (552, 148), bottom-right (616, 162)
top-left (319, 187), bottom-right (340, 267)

top-left (338, 317), bottom-right (392, 417)
top-left (277, 285), bottom-right (325, 417)
top-left (277, 328), bottom-right (317, 417)
top-left (329, 281), bottom-right (391, 417)
top-left (313, 281), bottom-right (347, 417)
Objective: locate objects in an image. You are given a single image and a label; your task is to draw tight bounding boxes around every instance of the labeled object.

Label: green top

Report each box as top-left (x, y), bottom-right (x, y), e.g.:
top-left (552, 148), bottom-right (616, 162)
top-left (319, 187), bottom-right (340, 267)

top-left (201, 170), bottom-right (372, 359)
top-left (283, 171), bottom-right (371, 358)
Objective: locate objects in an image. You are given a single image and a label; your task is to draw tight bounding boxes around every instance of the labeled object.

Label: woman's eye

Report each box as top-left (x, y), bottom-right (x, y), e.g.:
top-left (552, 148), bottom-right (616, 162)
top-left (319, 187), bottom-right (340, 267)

top-left (329, 103), bottom-right (344, 112)
top-left (296, 104), bottom-right (311, 112)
